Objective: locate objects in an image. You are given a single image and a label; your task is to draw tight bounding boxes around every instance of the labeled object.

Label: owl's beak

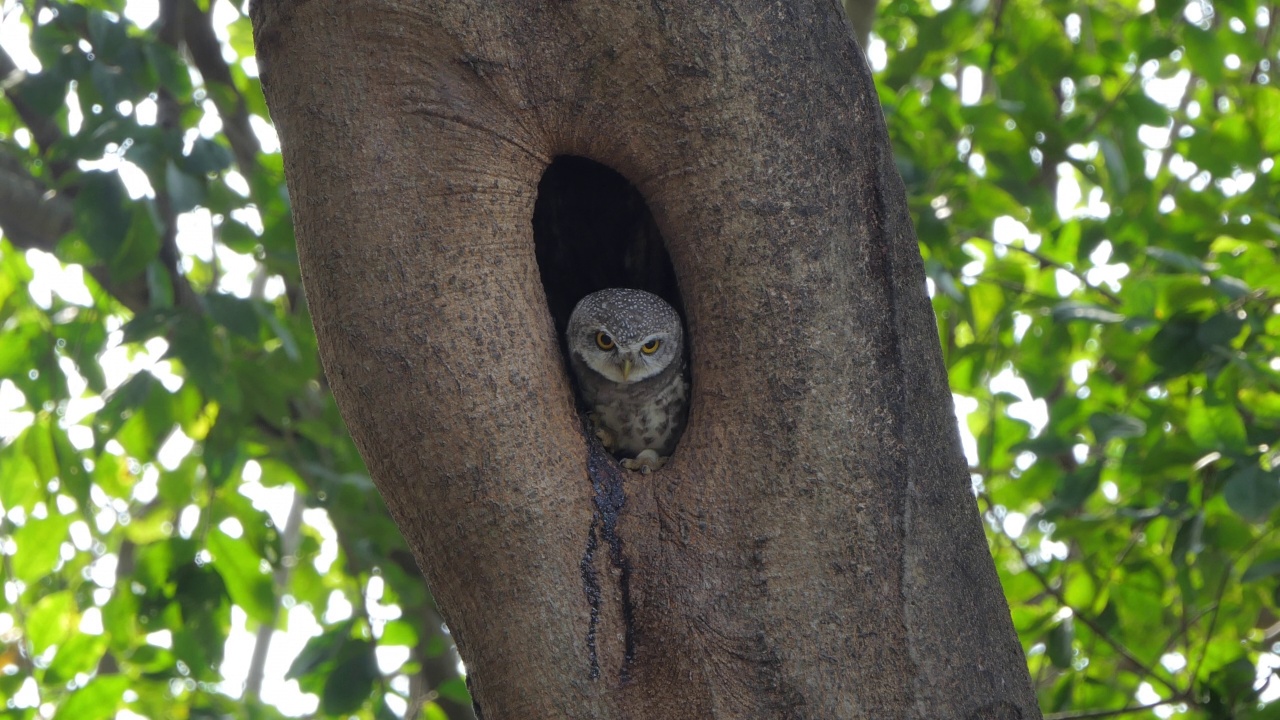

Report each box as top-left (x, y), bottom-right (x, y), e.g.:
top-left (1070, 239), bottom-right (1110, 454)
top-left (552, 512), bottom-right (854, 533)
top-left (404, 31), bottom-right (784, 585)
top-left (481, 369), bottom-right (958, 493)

top-left (621, 357), bottom-right (633, 381)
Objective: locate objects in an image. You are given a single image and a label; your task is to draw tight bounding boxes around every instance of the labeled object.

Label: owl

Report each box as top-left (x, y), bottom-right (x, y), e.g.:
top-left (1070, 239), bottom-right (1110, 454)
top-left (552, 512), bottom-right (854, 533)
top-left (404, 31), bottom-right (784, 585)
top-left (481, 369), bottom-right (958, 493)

top-left (566, 288), bottom-right (689, 473)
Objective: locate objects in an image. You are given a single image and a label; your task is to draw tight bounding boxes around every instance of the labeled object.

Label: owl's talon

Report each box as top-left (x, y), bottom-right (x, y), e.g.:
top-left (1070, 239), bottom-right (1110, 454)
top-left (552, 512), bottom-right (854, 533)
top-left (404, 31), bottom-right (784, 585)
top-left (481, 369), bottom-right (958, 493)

top-left (621, 449), bottom-right (667, 474)
top-left (589, 413), bottom-right (617, 451)
top-left (596, 427), bottom-right (617, 451)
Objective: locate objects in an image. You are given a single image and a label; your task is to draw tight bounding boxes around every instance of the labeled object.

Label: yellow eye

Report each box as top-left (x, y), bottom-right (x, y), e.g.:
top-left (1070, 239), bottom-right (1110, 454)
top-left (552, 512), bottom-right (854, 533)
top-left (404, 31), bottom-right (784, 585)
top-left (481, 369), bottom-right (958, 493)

top-left (641, 339), bottom-right (661, 354)
top-left (595, 332), bottom-right (615, 351)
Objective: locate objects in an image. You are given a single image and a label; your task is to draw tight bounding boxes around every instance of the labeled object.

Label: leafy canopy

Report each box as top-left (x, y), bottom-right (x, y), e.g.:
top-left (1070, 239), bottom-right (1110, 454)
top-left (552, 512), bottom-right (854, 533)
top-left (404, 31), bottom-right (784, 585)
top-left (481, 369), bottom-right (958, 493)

top-left (874, 0), bottom-right (1280, 715)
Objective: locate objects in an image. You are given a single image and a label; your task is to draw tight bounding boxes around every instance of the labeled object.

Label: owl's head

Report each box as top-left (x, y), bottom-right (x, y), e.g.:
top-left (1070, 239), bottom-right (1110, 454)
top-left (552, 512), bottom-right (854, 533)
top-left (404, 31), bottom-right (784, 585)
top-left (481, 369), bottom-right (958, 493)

top-left (567, 288), bottom-right (683, 384)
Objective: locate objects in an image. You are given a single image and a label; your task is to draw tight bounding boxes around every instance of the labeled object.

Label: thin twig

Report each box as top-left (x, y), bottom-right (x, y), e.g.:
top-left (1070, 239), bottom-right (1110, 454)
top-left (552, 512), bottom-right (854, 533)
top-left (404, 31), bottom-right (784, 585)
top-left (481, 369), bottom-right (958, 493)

top-left (0, 44), bottom-right (66, 163)
top-left (1188, 533), bottom-right (1265, 686)
top-left (155, 0), bottom-right (199, 309)
top-left (245, 489), bottom-right (305, 699)
top-left (986, 0), bottom-right (1008, 77)
top-left (970, 236), bottom-right (1124, 305)
top-left (179, 0), bottom-right (261, 174)
top-left (1079, 71), bottom-right (1140, 140)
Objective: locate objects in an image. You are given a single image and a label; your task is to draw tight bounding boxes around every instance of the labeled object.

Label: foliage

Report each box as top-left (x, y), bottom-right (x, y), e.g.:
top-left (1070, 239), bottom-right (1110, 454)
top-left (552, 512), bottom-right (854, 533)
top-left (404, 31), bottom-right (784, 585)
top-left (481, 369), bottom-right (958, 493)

top-left (874, 0), bottom-right (1280, 715)
top-left (0, 1), bottom-right (1275, 719)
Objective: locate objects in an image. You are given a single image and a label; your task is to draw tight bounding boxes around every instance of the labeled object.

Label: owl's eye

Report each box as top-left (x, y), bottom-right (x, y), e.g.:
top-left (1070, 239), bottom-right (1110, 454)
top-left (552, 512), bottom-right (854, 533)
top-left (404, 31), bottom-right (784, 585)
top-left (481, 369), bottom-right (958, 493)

top-left (595, 332), bottom-right (615, 350)
top-left (641, 339), bottom-right (661, 354)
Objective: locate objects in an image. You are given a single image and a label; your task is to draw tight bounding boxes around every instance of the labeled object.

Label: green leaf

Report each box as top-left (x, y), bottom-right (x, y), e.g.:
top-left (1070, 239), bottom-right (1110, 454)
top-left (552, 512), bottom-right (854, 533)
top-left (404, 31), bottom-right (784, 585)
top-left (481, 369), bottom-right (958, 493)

top-left (1138, 37), bottom-right (1179, 61)
top-left (1183, 26), bottom-right (1225, 84)
top-left (11, 512), bottom-right (72, 583)
top-left (378, 620), bottom-right (419, 647)
top-left (26, 590), bottom-right (77, 654)
top-left (1224, 463), bottom-right (1280, 523)
top-left (1146, 247), bottom-right (1209, 274)
top-left (165, 161), bottom-right (206, 214)
top-left (1186, 395), bottom-right (1247, 453)
top-left (0, 447), bottom-right (41, 511)
top-left (167, 312), bottom-right (223, 394)
top-left (1088, 413), bottom-right (1146, 443)
top-left (202, 414), bottom-right (242, 488)
top-left (219, 218), bottom-right (261, 254)
top-left (1254, 86), bottom-right (1280, 153)
top-left (1051, 302), bottom-right (1125, 324)
top-left (74, 172), bottom-right (131, 263)
top-left (120, 308), bottom-right (180, 344)
top-left (183, 138), bottom-right (234, 175)
top-left (142, 43), bottom-right (193, 97)
top-left (205, 294), bottom-right (262, 339)
top-left (0, 321), bottom-right (36, 378)
top-left (322, 639), bottom-right (378, 714)
top-left (14, 71), bottom-right (69, 117)
top-left (86, 10), bottom-right (129, 65)
top-left (287, 621), bottom-right (355, 680)
top-left (1149, 317), bottom-right (1204, 377)
top-left (1046, 617), bottom-right (1074, 669)
top-left (1052, 464), bottom-right (1102, 512)
top-left (109, 204), bottom-right (161, 280)
top-left (146, 259), bottom-right (176, 309)
top-left (207, 528), bottom-right (276, 626)
top-left (89, 61), bottom-right (128, 107)
top-left (436, 677), bottom-right (472, 705)
top-left (46, 631), bottom-right (110, 684)
top-left (54, 674), bottom-right (129, 720)
top-left (1196, 311), bottom-right (1245, 347)
top-left (1209, 275), bottom-right (1250, 299)
top-left (1096, 136), bottom-right (1130, 195)
top-left (1242, 557), bottom-right (1280, 583)
top-left (1155, 0), bottom-right (1182, 21)
top-left (259, 306), bottom-right (301, 361)
top-left (967, 282), bottom-right (1004, 338)
top-left (420, 702), bottom-right (451, 720)
top-left (24, 419), bottom-right (59, 483)
top-left (95, 372), bottom-right (156, 451)
top-left (1171, 513), bottom-right (1205, 568)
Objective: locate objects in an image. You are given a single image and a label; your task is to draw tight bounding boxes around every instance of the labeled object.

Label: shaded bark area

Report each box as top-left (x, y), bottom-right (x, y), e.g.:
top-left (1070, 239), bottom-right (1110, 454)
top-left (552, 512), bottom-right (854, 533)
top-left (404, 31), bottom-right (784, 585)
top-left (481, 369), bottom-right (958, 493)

top-left (251, 1), bottom-right (1039, 718)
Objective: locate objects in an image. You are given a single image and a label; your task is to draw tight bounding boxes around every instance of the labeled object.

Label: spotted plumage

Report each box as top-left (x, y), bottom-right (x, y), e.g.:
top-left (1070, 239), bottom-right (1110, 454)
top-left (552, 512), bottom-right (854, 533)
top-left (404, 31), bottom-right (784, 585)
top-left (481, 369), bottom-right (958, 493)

top-left (566, 288), bottom-right (689, 472)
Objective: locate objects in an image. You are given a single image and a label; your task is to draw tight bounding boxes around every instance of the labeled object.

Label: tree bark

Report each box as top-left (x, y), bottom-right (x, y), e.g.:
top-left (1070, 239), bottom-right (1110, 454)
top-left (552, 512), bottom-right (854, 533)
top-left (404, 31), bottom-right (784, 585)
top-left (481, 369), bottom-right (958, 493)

top-left (251, 1), bottom-right (1039, 718)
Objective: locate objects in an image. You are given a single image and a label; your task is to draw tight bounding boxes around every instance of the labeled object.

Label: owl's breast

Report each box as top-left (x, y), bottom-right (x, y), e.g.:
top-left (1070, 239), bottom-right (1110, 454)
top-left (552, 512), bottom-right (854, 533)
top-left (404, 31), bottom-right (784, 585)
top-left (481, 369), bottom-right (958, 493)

top-left (587, 363), bottom-right (688, 457)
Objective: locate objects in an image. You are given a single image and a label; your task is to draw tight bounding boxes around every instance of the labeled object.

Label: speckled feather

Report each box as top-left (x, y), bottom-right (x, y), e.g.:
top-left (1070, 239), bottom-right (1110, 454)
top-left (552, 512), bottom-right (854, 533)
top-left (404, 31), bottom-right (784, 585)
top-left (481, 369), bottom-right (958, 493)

top-left (567, 289), bottom-right (689, 462)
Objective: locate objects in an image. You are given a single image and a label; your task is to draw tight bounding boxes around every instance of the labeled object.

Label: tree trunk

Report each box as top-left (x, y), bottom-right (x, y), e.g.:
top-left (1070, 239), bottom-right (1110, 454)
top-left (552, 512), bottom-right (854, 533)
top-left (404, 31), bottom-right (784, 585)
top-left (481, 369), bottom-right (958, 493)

top-left (250, 1), bottom-right (1039, 718)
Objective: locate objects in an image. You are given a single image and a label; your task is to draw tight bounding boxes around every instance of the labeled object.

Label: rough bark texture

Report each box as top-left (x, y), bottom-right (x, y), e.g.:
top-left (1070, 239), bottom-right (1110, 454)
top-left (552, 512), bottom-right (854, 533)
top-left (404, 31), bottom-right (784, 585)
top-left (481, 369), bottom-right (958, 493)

top-left (251, 1), bottom-right (1040, 718)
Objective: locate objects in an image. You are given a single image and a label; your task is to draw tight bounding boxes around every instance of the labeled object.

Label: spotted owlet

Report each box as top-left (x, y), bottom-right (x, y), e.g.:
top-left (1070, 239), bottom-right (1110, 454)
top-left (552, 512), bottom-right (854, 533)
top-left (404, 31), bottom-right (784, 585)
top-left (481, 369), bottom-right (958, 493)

top-left (566, 288), bottom-right (689, 473)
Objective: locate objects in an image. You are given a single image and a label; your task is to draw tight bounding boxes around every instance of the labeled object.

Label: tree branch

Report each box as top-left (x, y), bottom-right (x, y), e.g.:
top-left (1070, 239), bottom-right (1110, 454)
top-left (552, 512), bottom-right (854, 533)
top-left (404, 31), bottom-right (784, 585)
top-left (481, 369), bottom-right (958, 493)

top-left (155, 0), bottom-right (199, 310)
top-left (0, 22), bottom-right (166, 313)
top-left (245, 487), bottom-right (305, 699)
top-left (0, 151), bottom-right (72, 250)
top-left (0, 44), bottom-right (66, 166)
top-left (0, 152), bottom-right (157, 313)
top-left (180, 0), bottom-right (261, 175)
